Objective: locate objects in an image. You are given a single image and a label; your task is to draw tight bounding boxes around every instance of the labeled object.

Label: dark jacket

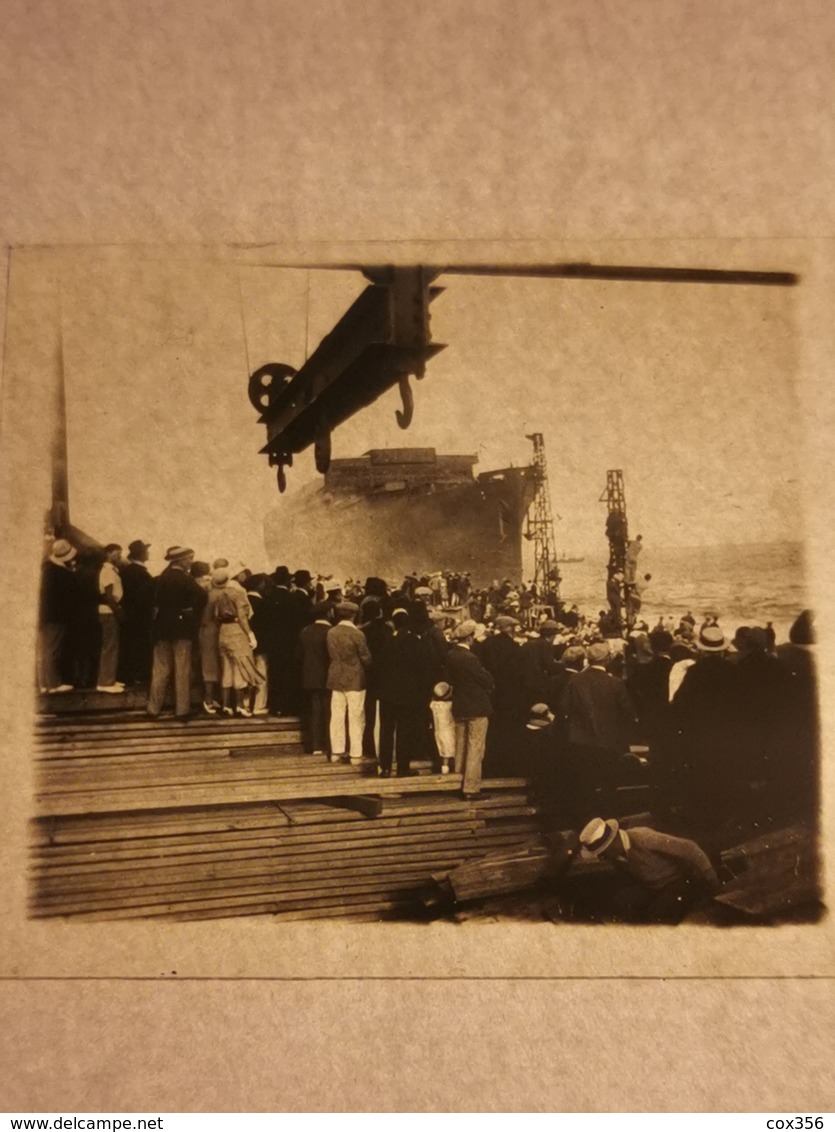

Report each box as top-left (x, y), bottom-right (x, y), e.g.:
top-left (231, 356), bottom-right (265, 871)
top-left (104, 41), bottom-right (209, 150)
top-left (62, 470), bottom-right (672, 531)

top-left (40, 560), bottom-right (77, 625)
top-left (298, 621), bottom-right (331, 690)
top-left (626, 654), bottom-right (673, 748)
top-left (120, 561), bottom-right (155, 624)
top-left (415, 623), bottom-right (449, 683)
top-left (520, 636), bottom-right (558, 705)
top-left (479, 633), bottom-right (526, 712)
top-left (670, 654), bottom-right (739, 762)
top-left (733, 650), bottom-right (793, 779)
top-left (151, 565), bottom-right (208, 642)
top-left (560, 665), bottom-right (637, 753)
top-left (362, 618), bottom-right (393, 697)
top-left (264, 585), bottom-right (305, 658)
top-left (446, 644), bottom-right (495, 720)
top-left (377, 630), bottom-right (435, 707)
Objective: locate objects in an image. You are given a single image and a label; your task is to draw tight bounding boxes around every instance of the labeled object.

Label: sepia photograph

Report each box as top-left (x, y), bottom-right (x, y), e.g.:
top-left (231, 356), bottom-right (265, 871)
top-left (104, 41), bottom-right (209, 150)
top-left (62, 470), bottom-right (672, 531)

top-left (15, 241), bottom-right (821, 929)
top-left (2, 0), bottom-right (834, 1113)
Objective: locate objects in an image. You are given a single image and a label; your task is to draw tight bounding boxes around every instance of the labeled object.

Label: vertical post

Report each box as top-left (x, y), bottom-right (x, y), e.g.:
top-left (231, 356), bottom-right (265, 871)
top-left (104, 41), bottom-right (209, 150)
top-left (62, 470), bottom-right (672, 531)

top-left (49, 313), bottom-right (70, 539)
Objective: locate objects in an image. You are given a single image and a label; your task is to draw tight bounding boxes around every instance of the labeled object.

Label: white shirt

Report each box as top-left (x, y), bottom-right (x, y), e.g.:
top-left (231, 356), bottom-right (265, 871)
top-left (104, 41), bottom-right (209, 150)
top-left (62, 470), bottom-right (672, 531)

top-left (98, 561), bottom-right (123, 613)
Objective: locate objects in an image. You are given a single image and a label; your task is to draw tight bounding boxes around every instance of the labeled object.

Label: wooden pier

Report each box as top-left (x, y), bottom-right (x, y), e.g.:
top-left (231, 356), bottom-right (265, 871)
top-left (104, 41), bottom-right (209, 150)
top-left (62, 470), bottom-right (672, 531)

top-left (31, 694), bottom-right (540, 922)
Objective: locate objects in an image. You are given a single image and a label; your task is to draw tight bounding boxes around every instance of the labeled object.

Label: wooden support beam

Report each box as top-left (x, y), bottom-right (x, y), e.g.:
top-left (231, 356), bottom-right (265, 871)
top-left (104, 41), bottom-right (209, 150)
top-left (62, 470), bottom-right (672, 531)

top-left (319, 795), bottom-right (385, 819)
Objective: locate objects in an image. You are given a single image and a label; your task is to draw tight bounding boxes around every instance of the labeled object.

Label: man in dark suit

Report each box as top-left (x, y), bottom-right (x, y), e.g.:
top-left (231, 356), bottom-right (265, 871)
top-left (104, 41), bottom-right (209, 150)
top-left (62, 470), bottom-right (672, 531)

top-left (147, 546), bottom-right (208, 722)
top-left (298, 602), bottom-right (334, 754)
top-left (291, 569), bottom-right (315, 624)
top-left (118, 539), bottom-right (155, 685)
top-left (559, 640), bottom-right (637, 820)
top-left (731, 625), bottom-right (794, 826)
top-left (265, 565), bottom-right (305, 716)
top-left (480, 614), bottom-right (527, 776)
top-left (38, 537), bottom-right (79, 693)
top-left (360, 599), bottom-right (392, 760)
top-left (776, 610), bottom-right (818, 824)
top-left (376, 610), bottom-right (434, 778)
top-left (627, 629), bottom-right (673, 750)
top-left (669, 624), bottom-right (740, 830)
top-left (446, 619), bottom-right (495, 799)
top-left (520, 619), bottom-right (560, 707)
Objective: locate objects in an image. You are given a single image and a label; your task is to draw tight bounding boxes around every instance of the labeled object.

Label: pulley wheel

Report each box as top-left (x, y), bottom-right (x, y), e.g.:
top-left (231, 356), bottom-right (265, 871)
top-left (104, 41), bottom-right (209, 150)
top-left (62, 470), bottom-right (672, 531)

top-left (248, 362), bottom-right (297, 414)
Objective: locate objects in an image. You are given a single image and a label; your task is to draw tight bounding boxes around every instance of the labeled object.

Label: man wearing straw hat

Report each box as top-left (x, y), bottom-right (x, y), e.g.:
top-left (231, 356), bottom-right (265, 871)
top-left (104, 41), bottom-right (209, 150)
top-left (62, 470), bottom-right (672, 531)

top-left (577, 816), bottom-right (719, 923)
top-left (147, 546), bottom-right (207, 722)
top-left (38, 537), bottom-right (78, 693)
top-left (668, 623), bottom-right (738, 827)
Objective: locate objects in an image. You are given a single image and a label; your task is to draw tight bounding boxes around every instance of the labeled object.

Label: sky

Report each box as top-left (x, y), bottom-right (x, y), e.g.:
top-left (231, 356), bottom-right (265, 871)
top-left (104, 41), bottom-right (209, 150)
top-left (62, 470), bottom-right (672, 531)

top-left (56, 252), bottom-right (803, 576)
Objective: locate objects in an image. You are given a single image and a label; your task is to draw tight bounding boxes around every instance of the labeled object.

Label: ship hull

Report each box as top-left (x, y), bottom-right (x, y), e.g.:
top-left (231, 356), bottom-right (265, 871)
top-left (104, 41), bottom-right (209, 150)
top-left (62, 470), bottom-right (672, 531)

top-left (264, 469), bottom-right (536, 585)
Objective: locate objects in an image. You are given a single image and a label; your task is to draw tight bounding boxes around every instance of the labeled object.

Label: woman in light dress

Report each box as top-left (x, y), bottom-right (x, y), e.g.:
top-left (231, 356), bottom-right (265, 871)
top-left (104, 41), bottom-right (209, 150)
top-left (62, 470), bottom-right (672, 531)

top-left (193, 562), bottom-right (222, 715)
top-left (211, 568), bottom-right (264, 717)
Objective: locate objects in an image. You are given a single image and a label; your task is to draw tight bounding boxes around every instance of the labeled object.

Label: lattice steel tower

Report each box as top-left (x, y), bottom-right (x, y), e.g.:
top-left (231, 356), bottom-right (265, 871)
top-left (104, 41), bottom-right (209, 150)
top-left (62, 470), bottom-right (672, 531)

top-left (524, 433), bottom-right (560, 599)
top-left (600, 469), bottom-right (629, 572)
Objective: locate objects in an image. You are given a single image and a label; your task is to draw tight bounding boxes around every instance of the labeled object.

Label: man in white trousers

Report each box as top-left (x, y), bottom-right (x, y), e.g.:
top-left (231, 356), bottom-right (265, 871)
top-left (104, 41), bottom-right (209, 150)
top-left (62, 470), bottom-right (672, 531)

top-left (326, 601), bottom-right (372, 765)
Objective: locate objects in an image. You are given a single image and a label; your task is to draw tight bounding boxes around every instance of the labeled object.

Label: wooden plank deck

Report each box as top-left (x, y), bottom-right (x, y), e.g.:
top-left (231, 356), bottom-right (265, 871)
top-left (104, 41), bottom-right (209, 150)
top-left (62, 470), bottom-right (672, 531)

top-left (31, 703), bottom-right (540, 920)
top-left (35, 709), bottom-right (525, 817)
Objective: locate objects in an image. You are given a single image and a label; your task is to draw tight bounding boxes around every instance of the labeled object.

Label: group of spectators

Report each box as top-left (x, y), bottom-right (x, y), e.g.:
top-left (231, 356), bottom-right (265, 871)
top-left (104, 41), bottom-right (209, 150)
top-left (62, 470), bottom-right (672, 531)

top-left (38, 537), bottom-right (818, 819)
top-left (526, 612), bottom-right (818, 846)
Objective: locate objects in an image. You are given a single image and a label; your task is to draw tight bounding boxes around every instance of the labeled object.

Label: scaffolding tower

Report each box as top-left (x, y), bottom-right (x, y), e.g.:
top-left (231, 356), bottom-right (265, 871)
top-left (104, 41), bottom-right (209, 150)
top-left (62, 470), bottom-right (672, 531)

top-left (524, 433), bottom-right (561, 601)
top-left (599, 469), bottom-right (630, 630)
top-left (600, 469), bottom-right (629, 572)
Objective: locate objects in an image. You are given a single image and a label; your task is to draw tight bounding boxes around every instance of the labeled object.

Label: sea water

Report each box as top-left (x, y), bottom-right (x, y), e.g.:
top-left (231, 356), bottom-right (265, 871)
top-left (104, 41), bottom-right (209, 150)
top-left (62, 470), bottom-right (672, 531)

top-left (556, 541), bottom-right (808, 643)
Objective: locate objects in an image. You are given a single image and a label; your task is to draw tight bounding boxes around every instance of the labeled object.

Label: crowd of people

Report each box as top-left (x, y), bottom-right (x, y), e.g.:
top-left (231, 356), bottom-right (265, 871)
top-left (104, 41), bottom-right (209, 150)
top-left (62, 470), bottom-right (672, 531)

top-left (38, 537), bottom-right (818, 824)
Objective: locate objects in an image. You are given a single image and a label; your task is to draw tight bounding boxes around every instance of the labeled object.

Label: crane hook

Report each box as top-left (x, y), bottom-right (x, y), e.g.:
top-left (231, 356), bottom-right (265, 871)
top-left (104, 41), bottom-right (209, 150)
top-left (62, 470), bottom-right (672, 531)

top-left (395, 375), bottom-right (414, 430)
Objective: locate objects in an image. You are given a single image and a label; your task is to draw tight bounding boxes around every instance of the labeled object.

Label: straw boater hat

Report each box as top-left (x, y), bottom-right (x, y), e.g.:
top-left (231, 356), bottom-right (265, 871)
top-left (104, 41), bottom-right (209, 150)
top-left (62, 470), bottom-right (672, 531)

top-left (697, 625), bottom-right (728, 652)
top-left (578, 817), bottom-right (621, 861)
top-left (526, 703), bottom-right (554, 731)
top-left (50, 538), bottom-right (77, 563)
top-left (433, 681), bottom-right (452, 700)
top-left (165, 546), bottom-right (193, 562)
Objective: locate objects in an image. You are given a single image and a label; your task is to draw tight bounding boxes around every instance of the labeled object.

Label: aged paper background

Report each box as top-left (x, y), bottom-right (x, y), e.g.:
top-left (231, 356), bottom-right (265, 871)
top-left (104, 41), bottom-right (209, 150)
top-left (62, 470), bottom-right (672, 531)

top-left (1, 0), bottom-right (834, 1112)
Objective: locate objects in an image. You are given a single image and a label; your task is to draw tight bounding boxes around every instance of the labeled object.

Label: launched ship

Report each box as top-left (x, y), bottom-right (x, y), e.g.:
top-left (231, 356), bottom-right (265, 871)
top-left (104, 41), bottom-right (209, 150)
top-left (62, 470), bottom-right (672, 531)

top-left (264, 447), bottom-right (537, 584)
